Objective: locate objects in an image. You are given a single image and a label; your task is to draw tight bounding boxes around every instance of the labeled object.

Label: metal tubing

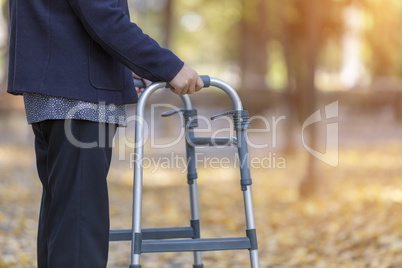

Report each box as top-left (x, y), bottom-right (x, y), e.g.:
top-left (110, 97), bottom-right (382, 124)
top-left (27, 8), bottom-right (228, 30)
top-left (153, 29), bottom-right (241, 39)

top-left (242, 186), bottom-right (256, 230)
top-left (111, 227), bottom-right (195, 242)
top-left (187, 136), bottom-right (237, 147)
top-left (188, 174), bottom-right (203, 266)
top-left (131, 82), bottom-right (168, 266)
top-left (130, 77), bottom-right (259, 267)
top-left (237, 127), bottom-right (260, 268)
top-left (209, 78), bottom-right (243, 111)
top-left (193, 251), bottom-right (203, 267)
top-left (187, 146), bottom-right (200, 220)
top-left (249, 249), bottom-right (260, 268)
top-left (180, 94), bottom-right (193, 109)
top-left (236, 130), bottom-right (252, 187)
top-left (185, 117), bottom-right (203, 267)
top-left (141, 237), bottom-right (251, 253)
top-left (186, 131), bottom-right (201, 222)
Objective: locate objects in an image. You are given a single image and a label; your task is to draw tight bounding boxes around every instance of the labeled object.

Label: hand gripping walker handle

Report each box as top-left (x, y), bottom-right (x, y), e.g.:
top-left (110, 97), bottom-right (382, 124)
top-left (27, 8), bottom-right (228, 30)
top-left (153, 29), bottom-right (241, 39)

top-left (133, 75), bottom-right (211, 89)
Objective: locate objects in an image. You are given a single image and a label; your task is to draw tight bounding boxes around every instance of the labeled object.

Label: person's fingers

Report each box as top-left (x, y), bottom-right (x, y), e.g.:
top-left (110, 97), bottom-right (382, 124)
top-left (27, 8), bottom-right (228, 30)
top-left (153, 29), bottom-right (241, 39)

top-left (195, 76), bottom-right (204, 92)
top-left (185, 69), bottom-right (199, 94)
top-left (135, 87), bottom-right (144, 93)
top-left (187, 86), bottom-right (195, 95)
top-left (144, 78), bottom-right (152, 88)
top-left (169, 65), bottom-right (203, 95)
top-left (170, 87), bottom-right (184, 95)
top-left (133, 73), bottom-right (152, 93)
top-left (186, 76), bottom-right (196, 95)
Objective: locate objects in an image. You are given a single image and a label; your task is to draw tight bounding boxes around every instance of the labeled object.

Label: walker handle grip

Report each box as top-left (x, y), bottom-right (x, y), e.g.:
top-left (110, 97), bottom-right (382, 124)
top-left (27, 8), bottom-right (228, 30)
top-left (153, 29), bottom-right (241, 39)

top-left (200, 75), bottom-right (211, 87)
top-left (133, 75), bottom-right (210, 89)
top-left (133, 78), bottom-right (146, 88)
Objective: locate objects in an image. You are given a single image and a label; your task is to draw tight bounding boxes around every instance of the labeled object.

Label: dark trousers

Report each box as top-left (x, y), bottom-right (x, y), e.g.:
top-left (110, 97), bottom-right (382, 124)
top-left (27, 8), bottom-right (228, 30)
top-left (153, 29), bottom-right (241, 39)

top-left (32, 120), bottom-right (116, 268)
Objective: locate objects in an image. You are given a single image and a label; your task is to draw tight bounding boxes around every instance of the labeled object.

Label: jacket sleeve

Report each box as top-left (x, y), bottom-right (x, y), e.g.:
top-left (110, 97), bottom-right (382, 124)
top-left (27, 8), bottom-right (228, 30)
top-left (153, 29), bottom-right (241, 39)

top-left (66, 0), bottom-right (184, 82)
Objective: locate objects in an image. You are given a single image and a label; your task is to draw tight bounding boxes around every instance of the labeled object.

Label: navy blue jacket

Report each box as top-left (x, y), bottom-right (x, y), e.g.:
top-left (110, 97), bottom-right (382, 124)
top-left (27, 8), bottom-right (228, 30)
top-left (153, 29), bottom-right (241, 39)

top-left (7, 0), bottom-right (184, 105)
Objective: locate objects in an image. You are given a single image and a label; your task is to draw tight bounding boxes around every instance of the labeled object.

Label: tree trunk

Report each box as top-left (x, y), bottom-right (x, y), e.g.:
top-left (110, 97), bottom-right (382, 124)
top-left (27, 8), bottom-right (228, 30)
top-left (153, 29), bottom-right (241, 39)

top-left (280, 0), bottom-right (297, 154)
top-left (162, 0), bottom-right (173, 48)
top-left (298, 0), bottom-right (319, 199)
top-left (239, 0), bottom-right (270, 91)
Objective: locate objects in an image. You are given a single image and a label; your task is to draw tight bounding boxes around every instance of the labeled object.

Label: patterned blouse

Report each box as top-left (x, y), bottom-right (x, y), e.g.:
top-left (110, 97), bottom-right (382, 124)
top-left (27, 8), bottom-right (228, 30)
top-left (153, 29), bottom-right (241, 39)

top-left (23, 93), bottom-right (127, 126)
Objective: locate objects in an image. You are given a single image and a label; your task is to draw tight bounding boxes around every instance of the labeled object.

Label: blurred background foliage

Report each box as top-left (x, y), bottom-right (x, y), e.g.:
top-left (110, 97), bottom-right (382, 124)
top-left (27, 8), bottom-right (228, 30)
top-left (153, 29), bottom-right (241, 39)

top-left (128, 0), bottom-right (402, 88)
top-left (1, 0), bottom-right (402, 99)
top-left (2, 0), bottom-right (402, 267)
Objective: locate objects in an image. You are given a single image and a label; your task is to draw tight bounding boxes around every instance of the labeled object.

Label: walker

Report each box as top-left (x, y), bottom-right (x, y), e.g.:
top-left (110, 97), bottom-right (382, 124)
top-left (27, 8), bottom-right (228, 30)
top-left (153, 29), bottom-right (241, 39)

top-left (109, 76), bottom-right (260, 268)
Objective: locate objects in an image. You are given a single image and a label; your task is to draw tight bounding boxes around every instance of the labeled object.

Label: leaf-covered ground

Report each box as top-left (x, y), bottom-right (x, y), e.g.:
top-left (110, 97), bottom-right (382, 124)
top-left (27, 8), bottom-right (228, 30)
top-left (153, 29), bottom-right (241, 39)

top-left (1, 142), bottom-right (402, 268)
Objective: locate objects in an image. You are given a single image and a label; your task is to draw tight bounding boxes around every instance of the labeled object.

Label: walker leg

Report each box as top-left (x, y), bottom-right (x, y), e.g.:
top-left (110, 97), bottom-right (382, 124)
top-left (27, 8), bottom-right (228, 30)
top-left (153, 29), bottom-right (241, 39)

top-left (236, 118), bottom-right (260, 268)
top-left (193, 263), bottom-right (204, 268)
top-left (193, 253), bottom-right (203, 268)
top-left (249, 249), bottom-right (260, 268)
top-left (130, 168), bottom-right (143, 268)
top-left (187, 130), bottom-right (204, 268)
top-left (243, 186), bottom-right (260, 268)
top-left (189, 181), bottom-right (203, 268)
top-left (130, 111), bottom-right (146, 268)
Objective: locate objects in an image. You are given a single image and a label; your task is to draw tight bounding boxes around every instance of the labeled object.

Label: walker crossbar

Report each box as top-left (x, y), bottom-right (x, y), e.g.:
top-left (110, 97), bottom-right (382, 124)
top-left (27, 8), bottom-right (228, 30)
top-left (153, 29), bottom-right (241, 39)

top-left (110, 76), bottom-right (260, 268)
top-left (187, 136), bottom-right (238, 147)
top-left (141, 237), bottom-right (251, 253)
top-left (109, 227), bottom-right (195, 241)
